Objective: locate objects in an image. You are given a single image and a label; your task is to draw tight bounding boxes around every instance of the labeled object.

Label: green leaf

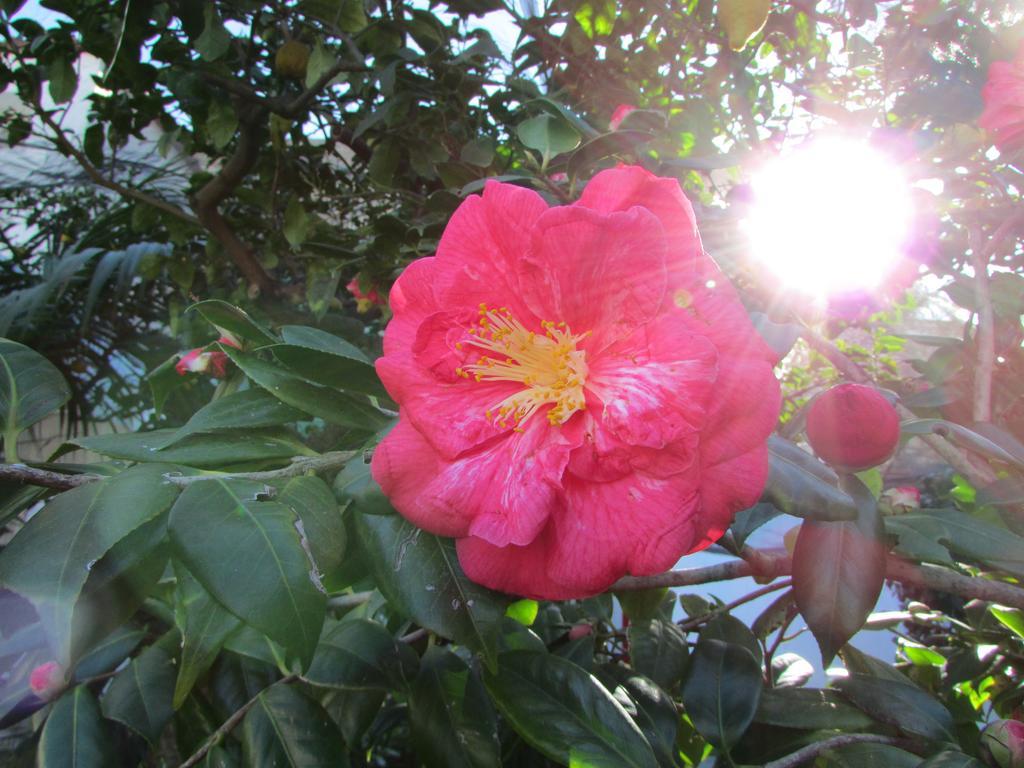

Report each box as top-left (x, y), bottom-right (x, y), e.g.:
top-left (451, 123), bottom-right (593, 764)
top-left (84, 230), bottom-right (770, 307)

top-left (38, 687), bottom-right (113, 768)
top-left (505, 599), bottom-right (539, 626)
top-left (368, 139), bottom-right (401, 186)
top-left (700, 612), bottom-right (763, 665)
top-left (680, 638), bottom-right (762, 751)
top-left (354, 513), bottom-right (508, 671)
top-left (283, 197), bottom-right (311, 248)
top-left (280, 476), bottom-right (347, 578)
top-left (73, 428), bottom-right (314, 469)
top-left (0, 338), bottom-right (71, 458)
top-left (188, 300), bottom-right (278, 345)
top-left (74, 625), bottom-right (145, 680)
top-left (484, 650), bottom-right (658, 768)
top-left (156, 389), bottom-right (306, 449)
top-left (168, 481), bottom-right (326, 669)
top-left (410, 647), bottom-right (501, 768)
top-left (792, 474), bottom-right (887, 665)
top-left (305, 265), bottom-right (342, 321)
top-left (241, 683), bottom-right (350, 767)
top-left (834, 673), bottom-right (955, 741)
top-left (885, 508), bottom-right (1024, 578)
top-left (597, 667), bottom-right (680, 768)
top-left (627, 618), bottom-right (688, 693)
top-left (172, 563), bottom-right (241, 708)
top-left (224, 348), bottom-right (389, 432)
top-left (917, 751), bottom-right (986, 768)
top-left (47, 55), bottom-right (77, 104)
top-left (270, 343), bottom-right (386, 398)
top-left (731, 503), bottom-right (782, 549)
top-left (991, 606), bottom-right (1024, 639)
top-left (764, 436), bottom-right (857, 521)
top-left (460, 137), bottom-right (496, 167)
top-left (333, 450), bottom-right (394, 517)
top-left (0, 465), bottom-right (178, 662)
top-left (100, 632), bottom-right (178, 745)
top-left (305, 39), bottom-right (338, 88)
top-left (902, 419), bottom-right (1024, 468)
top-left (567, 130), bottom-right (653, 180)
top-left (754, 687), bottom-right (875, 730)
top-left (303, 618), bottom-right (419, 691)
top-left (207, 100), bottom-right (239, 150)
top-left (196, 5), bottom-right (231, 60)
top-left (820, 742), bottom-right (921, 768)
top-left (280, 326), bottom-right (369, 361)
top-left (516, 113), bottom-right (582, 161)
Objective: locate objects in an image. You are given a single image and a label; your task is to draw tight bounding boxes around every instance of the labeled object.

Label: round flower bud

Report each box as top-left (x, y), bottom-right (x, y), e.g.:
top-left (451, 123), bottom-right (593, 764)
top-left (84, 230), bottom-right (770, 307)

top-left (29, 661), bottom-right (65, 701)
top-left (806, 383), bottom-right (900, 472)
top-left (982, 719), bottom-right (1024, 768)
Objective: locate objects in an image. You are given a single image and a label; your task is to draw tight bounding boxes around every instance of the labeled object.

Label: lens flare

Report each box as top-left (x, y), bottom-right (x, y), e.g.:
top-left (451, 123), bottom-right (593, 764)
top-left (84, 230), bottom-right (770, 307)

top-left (745, 138), bottom-right (913, 300)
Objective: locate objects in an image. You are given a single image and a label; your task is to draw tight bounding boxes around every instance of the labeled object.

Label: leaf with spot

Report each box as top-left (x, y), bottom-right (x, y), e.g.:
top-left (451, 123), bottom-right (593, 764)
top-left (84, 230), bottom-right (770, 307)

top-left (0, 464), bottom-right (178, 663)
top-left (168, 480), bottom-right (325, 669)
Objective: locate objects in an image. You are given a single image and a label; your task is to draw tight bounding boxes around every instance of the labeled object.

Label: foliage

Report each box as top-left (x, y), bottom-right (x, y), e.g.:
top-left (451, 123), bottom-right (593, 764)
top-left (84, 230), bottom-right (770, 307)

top-left (0, 0), bottom-right (1023, 765)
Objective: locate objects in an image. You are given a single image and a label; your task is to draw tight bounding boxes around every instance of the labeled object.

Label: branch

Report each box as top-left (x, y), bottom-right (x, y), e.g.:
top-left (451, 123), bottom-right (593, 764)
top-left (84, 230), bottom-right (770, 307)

top-left (0, 464), bottom-right (101, 490)
top-left (763, 734), bottom-right (909, 768)
top-left (0, 451), bottom-right (365, 491)
top-left (970, 228), bottom-right (995, 422)
top-left (178, 675), bottom-right (298, 768)
top-left (613, 548), bottom-right (1024, 611)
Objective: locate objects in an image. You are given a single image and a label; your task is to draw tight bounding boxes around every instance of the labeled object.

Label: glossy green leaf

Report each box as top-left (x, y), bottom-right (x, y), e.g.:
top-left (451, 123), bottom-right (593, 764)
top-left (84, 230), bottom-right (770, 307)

top-left (835, 673), bottom-right (955, 741)
top-left (0, 464), bottom-right (178, 662)
top-left (0, 338), bottom-right (71, 457)
top-left (284, 197), bottom-right (311, 247)
top-left (241, 683), bottom-right (350, 767)
top-left (410, 647), bottom-right (501, 768)
top-left (173, 563), bottom-right (242, 708)
top-left (516, 113), bottom-right (581, 160)
top-left (38, 687), bottom-right (113, 768)
top-left (270, 344), bottom-right (386, 398)
top-left (100, 632), bottom-right (178, 745)
top-left (280, 476), bottom-right (347, 577)
top-left (74, 625), bottom-right (145, 680)
top-left (731, 503), bottom-right (782, 549)
top-left (354, 512), bottom-right (507, 671)
top-left (156, 389), bottom-right (306, 448)
top-left (224, 348), bottom-right (389, 431)
top-left (207, 100), bottom-right (238, 150)
top-left (505, 599), bottom-right (539, 626)
top-left (764, 436), bottom-right (857, 521)
top-left (74, 428), bottom-right (314, 469)
top-left (195, 4), bottom-right (231, 60)
top-left (484, 650), bottom-right (658, 768)
top-left (279, 326), bottom-right (369, 361)
top-left (303, 618), bottom-right (419, 691)
top-left (627, 618), bottom-right (688, 693)
top-left (168, 480), bottom-right (325, 668)
top-left (333, 452), bottom-right (394, 517)
top-left (700, 613), bottom-right (763, 665)
top-left (754, 687), bottom-right (874, 730)
top-left (567, 130), bottom-right (653, 179)
top-left (680, 638), bottom-right (762, 751)
top-left (902, 419), bottom-right (1024, 467)
top-left (793, 474), bottom-right (887, 665)
top-left (188, 300), bottom-right (277, 345)
top-left (598, 667), bottom-right (680, 768)
top-left (917, 751), bottom-right (986, 768)
top-left (47, 55), bottom-right (77, 104)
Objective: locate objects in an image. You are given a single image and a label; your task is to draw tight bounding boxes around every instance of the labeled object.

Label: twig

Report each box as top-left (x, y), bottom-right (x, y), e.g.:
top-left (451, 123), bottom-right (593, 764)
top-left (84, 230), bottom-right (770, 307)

top-left (326, 590), bottom-right (374, 610)
top-left (970, 228), bottom-right (995, 423)
top-left (0, 451), bottom-right (363, 491)
top-left (163, 451), bottom-right (362, 485)
top-left (178, 674), bottom-right (298, 768)
top-left (763, 734), bottom-right (908, 768)
top-left (612, 549), bottom-right (1024, 611)
top-left (678, 578), bottom-right (793, 632)
top-left (0, 464), bottom-right (101, 490)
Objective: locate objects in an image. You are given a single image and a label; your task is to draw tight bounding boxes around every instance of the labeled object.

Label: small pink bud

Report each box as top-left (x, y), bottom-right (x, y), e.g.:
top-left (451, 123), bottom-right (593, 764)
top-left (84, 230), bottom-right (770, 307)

top-left (982, 719), bottom-right (1024, 768)
top-left (568, 622), bottom-right (593, 641)
top-left (29, 661), bottom-right (64, 700)
top-left (346, 276), bottom-right (386, 313)
top-left (609, 104), bottom-right (637, 131)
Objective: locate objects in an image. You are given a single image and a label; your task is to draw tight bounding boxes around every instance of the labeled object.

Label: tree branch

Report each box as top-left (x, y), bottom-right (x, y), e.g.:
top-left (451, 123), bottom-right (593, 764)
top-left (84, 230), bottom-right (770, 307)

top-left (178, 675), bottom-right (298, 768)
top-left (0, 464), bottom-right (101, 490)
top-left (763, 734), bottom-right (909, 768)
top-left (612, 548), bottom-right (1024, 611)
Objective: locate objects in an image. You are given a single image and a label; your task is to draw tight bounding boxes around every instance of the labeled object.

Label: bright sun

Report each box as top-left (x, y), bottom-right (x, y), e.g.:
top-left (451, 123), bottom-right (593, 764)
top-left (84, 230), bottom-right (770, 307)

top-left (745, 138), bottom-right (913, 300)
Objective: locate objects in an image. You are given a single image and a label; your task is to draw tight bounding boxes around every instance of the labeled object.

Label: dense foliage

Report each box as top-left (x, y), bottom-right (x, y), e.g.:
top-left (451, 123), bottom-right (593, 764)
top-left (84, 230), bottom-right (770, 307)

top-left (1, 0), bottom-right (1024, 765)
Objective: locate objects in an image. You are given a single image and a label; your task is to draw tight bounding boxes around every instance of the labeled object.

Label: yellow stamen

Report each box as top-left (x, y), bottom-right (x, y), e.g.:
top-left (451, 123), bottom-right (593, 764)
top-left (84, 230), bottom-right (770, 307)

top-left (462, 304), bottom-right (589, 429)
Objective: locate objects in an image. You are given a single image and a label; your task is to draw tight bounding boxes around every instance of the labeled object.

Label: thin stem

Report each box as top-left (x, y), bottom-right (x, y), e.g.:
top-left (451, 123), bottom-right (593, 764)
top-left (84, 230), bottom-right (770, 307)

top-left (970, 228), bottom-right (995, 422)
top-left (0, 463), bottom-right (98, 489)
top-left (3, 427), bottom-right (20, 464)
top-left (763, 734), bottom-right (909, 768)
top-left (178, 675), bottom-right (298, 768)
top-left (678, 579), bottom-right (793, 632)
top-left (164, 450), bottom-right (362, 486)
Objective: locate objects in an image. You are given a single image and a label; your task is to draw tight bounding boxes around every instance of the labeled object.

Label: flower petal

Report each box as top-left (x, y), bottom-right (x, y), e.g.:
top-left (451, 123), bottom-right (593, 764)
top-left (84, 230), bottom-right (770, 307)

top-left (372, 418), bottom-right (572, 546)
top-left (519, 205), bottom-right (668, 351)
top-left (699, 356), bottom-right (781, 465)
top-left (691, 443), bottom-right (770, 553)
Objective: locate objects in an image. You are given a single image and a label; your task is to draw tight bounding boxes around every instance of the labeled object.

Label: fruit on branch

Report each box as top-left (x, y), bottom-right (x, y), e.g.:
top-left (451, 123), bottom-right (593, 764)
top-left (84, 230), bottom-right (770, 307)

top-left (275, 40), bottom-right (311, 80)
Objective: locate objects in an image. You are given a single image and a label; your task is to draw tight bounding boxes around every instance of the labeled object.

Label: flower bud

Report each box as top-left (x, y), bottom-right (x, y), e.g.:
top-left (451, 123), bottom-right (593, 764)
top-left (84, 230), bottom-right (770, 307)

top-left (346, 277), bottom-right (385, 313)
top-left (806, 383), bottom-right (900, 472)
top-left (174, 336), bottom-right (240, 378)
top-left (880, 485), bottom-right (921, 515)
top-left (609, 104), bottom-right (637, 131)
top-left (982, 719), bottom-right (1024, 768)
top-left (568, 622), bottom-right (593, 641)
top-left (29, 661), bottom-right (65, 701)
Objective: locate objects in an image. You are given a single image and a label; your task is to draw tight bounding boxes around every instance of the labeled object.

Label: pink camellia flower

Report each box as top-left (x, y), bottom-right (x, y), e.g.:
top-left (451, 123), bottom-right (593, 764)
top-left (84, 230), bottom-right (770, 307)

top-left (980, 43), bottom-right (1024, 155)
top-left (609, 104), bottom-right (637, 131)
top-left (347, 276), bottom-right (386, 313)
top-left (29, 661), bottom-right (64, 700)
top-left (174, 335), bottom-right (240, 378)
top-left (370, 165), bottom-right (782, 600)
